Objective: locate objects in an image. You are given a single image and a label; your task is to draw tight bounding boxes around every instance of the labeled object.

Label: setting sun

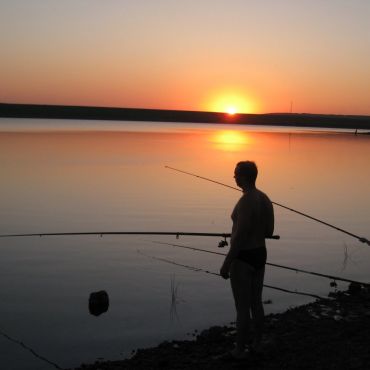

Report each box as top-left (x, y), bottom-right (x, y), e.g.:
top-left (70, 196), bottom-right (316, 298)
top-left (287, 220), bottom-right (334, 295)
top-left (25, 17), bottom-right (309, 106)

top-left (203, 88), bottom-right (258, 114)
top-left (226, 107), bottom-right (237, 115)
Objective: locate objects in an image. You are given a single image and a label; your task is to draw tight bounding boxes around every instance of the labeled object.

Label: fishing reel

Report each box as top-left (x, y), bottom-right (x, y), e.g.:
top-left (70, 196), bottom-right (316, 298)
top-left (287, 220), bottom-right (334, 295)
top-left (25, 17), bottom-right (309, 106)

top-left (218, 238), bottom-right (228, 248)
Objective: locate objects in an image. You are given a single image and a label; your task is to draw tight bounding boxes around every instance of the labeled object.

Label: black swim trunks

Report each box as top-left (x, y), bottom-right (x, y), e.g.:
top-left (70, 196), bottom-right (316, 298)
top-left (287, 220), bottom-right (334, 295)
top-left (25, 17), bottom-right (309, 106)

top-left (236, 247), bottom-right (267, 270)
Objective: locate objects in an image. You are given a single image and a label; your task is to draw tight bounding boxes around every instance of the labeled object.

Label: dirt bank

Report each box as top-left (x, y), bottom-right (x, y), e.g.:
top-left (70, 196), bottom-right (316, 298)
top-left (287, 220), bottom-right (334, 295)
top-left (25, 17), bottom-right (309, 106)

top-left (71, 285), bottom-right (370, 370)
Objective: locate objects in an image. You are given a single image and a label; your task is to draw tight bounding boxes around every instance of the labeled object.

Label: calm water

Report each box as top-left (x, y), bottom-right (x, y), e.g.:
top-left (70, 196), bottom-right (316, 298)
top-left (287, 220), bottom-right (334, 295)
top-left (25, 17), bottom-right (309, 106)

top-left (0, 118), bottom-right (369, 369)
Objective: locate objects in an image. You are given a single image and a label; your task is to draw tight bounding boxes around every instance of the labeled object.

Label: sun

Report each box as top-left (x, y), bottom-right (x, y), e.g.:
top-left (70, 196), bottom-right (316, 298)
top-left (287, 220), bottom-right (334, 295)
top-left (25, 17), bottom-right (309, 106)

top-left (204, 88), bottom-right (257, 114)
top-left (226, 107), bottom-right (237, 115)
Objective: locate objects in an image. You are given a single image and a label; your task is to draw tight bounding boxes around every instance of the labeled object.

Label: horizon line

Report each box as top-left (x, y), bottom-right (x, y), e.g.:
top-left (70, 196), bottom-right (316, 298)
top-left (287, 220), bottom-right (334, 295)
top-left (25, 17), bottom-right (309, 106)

top-left (1, 101), bottom-right (370, 118)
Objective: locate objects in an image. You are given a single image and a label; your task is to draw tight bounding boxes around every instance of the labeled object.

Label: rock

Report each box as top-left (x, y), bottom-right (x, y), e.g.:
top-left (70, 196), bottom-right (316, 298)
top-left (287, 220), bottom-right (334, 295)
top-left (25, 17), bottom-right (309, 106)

top-left (89, 290), bottom-right (109, 316)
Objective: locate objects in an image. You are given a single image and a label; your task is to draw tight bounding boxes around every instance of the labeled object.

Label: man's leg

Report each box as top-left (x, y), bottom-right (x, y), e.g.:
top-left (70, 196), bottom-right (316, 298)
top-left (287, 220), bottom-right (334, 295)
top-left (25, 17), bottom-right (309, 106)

top-left (250, 266), bottom-right (265, 350)
top-left (230, 260), bottom-right (253, 354)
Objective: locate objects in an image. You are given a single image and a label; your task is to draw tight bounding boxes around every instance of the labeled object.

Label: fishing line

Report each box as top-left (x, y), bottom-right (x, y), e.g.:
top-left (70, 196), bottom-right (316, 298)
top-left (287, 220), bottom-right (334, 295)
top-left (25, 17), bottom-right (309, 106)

top-left (152, 241), bottom-right (370, 287)
top-left (138, 250), bottom-right (325, 300)
top-left (0, 328), bottom-right (62, 369)
top-left (165, 166), bottom-right (370, 246)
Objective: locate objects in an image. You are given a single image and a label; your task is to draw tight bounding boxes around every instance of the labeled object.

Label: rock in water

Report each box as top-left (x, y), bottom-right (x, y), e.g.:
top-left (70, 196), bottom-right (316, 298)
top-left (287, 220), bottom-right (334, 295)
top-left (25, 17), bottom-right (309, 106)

top-left (89, 290), bottom-right (109, 316)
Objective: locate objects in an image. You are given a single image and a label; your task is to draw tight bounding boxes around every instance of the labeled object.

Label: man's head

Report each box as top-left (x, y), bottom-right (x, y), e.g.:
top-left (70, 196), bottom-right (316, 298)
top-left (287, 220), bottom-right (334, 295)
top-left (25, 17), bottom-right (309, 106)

top-left (234, 161), bottom-right (258, 188)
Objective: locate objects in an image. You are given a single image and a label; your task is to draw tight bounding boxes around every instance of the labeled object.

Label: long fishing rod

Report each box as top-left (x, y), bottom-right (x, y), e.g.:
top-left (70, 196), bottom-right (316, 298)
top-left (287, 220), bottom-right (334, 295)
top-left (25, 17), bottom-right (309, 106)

top-left (0, 231), bottom-right (279, 240)
top-left (138, 250), bottom-right (325, 300)
top-left (0, 231), bottom-right (229, 238)
top-left (153, 241), bottom-right (370, 288)
top-left (165, 166), bottom-right (370, 246)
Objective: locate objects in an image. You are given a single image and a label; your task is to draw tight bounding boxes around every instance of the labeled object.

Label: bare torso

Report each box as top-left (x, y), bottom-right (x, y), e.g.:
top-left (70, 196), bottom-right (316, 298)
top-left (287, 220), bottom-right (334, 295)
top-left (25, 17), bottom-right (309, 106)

top-left (231, 188), bottom-right (274, 251)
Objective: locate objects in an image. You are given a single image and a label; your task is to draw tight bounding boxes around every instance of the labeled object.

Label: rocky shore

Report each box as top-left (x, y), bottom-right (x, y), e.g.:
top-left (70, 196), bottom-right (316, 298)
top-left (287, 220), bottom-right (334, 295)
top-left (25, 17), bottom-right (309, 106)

top-left (71, 284), bottom-right (370, 370)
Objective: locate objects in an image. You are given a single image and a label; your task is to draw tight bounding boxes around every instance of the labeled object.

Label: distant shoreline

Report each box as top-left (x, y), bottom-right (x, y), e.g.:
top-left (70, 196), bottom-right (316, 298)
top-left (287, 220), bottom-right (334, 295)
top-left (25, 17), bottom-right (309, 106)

top-left (1, 103), bottom-right (370, 130)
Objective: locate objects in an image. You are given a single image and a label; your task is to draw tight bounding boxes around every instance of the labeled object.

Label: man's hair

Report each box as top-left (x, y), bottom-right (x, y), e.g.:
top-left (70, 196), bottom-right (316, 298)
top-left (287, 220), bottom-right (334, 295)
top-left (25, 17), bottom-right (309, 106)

top-left (235, 161), bottom-right (258, 184)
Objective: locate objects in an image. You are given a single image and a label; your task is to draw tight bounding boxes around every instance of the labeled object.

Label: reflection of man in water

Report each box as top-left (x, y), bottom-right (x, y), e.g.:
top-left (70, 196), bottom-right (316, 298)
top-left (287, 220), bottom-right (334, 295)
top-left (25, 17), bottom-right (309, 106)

top-left (220, 161), bottom-right (274, 358)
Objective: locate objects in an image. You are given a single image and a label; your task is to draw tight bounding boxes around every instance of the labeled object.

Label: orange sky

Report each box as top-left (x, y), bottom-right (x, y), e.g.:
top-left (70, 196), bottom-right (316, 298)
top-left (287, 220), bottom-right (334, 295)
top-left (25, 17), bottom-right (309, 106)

top-left (1, 1), bottom-right (370, 115)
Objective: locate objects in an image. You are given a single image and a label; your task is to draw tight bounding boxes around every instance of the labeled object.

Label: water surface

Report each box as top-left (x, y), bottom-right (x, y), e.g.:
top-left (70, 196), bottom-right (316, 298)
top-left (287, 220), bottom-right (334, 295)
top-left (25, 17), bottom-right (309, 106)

top-left (0, 118), bottom-right (369, 369)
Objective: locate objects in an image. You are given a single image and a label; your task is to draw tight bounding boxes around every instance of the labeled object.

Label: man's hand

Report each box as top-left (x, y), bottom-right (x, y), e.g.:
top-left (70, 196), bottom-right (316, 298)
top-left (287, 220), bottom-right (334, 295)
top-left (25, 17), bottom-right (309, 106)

top-left (220, 263), bottom-right (230, 279)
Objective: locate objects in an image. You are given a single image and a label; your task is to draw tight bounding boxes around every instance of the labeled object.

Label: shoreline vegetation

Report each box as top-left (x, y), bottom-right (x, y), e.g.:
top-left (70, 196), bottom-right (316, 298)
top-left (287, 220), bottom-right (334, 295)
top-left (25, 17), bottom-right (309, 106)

top-left (1, 103), bottom-right (370, 130)
top-left (71, 285), bottom-right (370, 370)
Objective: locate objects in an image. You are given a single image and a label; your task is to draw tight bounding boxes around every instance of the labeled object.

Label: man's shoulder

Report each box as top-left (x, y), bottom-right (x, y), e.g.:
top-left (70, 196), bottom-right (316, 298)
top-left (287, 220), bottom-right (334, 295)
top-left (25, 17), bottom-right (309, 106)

top-left (237, 193), bottom-right (250, 208)
top-left (256, 189), bottom-right (272, 204)
top-left (239, 189), bottom-right (271, 203)
top-left (240, 189), bottom-right (266, 203)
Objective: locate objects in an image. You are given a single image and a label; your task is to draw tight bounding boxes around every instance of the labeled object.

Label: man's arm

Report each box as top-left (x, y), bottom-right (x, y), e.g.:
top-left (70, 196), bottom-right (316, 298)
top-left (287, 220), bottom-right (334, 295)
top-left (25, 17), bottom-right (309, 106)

top-left (264, 197), bottom-right (274, 238)
top-left (220, 196), bottom-right (252, 278)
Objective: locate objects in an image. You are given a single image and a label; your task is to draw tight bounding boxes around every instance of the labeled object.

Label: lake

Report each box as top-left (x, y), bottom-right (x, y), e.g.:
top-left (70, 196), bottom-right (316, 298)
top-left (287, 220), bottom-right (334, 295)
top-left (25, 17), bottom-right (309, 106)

top-left (0, 118), bottom-right (369, 369)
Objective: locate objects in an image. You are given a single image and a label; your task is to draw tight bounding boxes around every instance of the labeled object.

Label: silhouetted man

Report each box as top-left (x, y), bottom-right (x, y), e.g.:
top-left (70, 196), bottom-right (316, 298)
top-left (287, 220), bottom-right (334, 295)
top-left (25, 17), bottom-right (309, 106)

top-left (220, 161), bottom-right (274, 358)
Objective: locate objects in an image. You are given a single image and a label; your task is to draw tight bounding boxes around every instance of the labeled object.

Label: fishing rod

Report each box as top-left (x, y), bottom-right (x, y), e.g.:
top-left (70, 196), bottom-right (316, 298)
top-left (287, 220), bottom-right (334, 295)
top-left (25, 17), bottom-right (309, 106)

top-left (138, 250), bottom-right (325, 300)
top-left (0, 231), bottom-right (230, 239)
top-left (153, 241), bottom-right (370, 288)
top-left (165, 166), bottom-right (370, 246)
top-left (0, 231), bottom-right (279, 242)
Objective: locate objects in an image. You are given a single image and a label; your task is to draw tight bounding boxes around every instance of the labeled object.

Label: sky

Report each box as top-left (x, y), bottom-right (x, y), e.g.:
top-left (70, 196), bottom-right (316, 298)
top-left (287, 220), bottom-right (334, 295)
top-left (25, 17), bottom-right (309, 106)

top-left (1, 0), bottom-right (370, 115)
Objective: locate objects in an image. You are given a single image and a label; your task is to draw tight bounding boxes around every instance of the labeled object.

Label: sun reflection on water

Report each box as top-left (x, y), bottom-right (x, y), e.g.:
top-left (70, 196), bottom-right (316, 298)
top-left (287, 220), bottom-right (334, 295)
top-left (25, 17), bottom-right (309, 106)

top-left (210, 130), bottom-right (250, 151)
